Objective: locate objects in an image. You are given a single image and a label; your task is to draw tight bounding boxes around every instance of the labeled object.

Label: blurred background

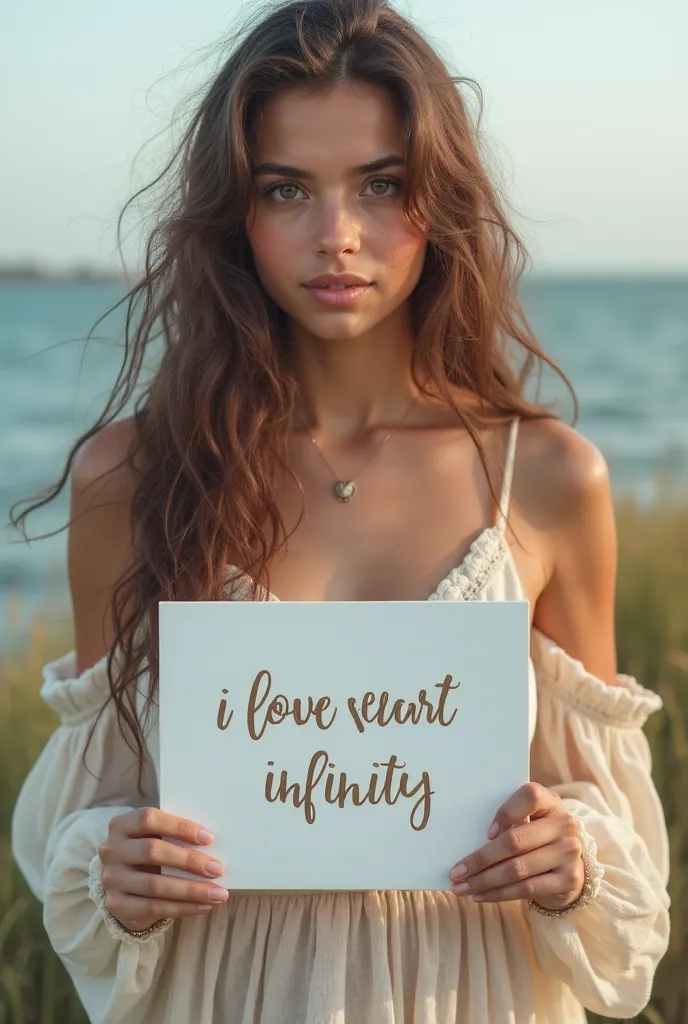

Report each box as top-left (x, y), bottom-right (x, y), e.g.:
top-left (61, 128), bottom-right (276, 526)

top-left (1, 1), bottom-right (687, 1021)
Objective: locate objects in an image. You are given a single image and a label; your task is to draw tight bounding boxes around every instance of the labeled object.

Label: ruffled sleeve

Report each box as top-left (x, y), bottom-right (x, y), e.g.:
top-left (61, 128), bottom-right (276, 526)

top-left (11, 650), bottom-right (174, 1024)
top-left (527, 627), bottom-right (671, 1019)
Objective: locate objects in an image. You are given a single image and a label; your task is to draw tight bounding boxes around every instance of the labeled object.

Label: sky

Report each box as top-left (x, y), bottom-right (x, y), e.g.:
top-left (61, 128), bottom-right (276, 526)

top-left (3, 0), bottom-right (687, 275)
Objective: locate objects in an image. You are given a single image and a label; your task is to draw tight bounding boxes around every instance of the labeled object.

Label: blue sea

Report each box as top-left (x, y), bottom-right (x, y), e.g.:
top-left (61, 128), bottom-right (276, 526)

top-left (1, 277), bottom-right (687, 639)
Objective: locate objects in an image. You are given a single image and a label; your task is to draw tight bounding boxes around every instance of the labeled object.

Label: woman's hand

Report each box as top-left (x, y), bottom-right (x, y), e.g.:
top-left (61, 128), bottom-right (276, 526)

top-left (448, 782), bottom-right (585, 910)
top-left (99, 807), bottom-right (229, 932)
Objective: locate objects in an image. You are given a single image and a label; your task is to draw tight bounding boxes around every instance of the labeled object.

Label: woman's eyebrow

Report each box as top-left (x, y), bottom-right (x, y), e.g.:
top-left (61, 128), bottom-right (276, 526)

top-left (252, 154), bottom-right (406, 178)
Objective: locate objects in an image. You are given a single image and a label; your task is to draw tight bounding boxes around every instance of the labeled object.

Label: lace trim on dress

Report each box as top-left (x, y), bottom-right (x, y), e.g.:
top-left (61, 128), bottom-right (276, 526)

top-left (88, 855), bottom-right (174, 944)
top-left (428, 526), bottom-right (509, 603)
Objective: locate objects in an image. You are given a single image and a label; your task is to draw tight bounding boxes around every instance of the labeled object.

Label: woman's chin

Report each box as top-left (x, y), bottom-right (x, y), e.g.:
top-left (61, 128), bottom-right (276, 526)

top-left (289, 313), bottom-right (382, 343)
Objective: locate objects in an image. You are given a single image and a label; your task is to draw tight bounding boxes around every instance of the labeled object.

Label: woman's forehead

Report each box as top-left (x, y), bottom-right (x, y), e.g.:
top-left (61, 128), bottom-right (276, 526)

top-left (251, 82), bottom-right (404, 170)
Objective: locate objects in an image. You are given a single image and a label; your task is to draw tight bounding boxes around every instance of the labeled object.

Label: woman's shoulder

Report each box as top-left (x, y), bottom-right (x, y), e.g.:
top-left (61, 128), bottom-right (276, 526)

top-left (452, 394), bottom-right (609, 516)
top-left (71, 416), bottom-right (142, 491)
top-left (515, 416), bottom-right (611, 529)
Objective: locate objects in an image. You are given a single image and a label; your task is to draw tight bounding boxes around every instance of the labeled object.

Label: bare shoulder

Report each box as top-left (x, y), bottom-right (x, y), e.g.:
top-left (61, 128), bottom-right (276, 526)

top-left (71, 415), bottom-right (141, 497)
top-left (69, 416), bottom-right (142, 674)
top-left (515, 416), bottom-right (611, 531)
top-left (515, 416), bottom-right (619, 683)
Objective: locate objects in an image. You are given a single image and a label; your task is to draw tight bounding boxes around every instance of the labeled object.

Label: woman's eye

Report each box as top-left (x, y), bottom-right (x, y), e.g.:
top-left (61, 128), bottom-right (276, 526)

top-left (263, 181), bottom-right (304, 204)
top-left (261, 176), bottom-right (402, 205)
top-left (364, 176), bottom-right (402, 197)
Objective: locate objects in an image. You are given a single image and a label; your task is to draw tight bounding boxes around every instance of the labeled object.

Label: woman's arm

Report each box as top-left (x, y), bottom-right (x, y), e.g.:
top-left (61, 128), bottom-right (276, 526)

top-left (68, 416), bottom-right (140, 674)
top-left (524, 424), bottom-right (670, 1018)
top-left (450, 424), bottom-right (670, 1019)
top-left (12, 422), bottom-right (187, 1023)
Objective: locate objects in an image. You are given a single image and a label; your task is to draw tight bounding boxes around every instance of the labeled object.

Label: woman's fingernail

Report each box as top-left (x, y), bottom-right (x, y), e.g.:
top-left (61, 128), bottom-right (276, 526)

top-left (197, 829), bottom-right (214, 843)
top-left (487, 820), bottom-right (500, 839)
top-left (208, 886), bottom-right (229, 902)
top-left (205, 860), bottom-right (224, 877)
top-left (450, 863), bottom-right (467, 880)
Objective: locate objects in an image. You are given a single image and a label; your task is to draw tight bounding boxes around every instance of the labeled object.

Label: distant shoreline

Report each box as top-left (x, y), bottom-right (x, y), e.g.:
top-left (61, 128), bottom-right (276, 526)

top-left (0, 265), bottom-right (127, 285)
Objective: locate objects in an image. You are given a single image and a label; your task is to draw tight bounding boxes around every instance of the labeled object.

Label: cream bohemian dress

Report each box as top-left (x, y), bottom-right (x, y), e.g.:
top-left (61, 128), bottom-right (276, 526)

top-left (12, 417), bottom-right (670, 1024)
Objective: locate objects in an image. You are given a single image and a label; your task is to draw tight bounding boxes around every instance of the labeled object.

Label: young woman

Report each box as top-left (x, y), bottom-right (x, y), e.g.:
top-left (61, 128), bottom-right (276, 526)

top-left (11, 0), bottom-right (669, 1021)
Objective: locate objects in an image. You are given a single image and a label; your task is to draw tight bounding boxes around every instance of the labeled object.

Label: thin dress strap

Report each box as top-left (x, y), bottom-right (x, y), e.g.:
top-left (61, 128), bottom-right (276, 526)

top-left (495, 416), bottom-right (520, 535)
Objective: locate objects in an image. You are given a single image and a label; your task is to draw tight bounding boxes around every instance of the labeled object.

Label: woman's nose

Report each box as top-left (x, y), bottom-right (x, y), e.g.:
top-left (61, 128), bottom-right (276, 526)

top-left (314, 202), bottom-right (361, 257)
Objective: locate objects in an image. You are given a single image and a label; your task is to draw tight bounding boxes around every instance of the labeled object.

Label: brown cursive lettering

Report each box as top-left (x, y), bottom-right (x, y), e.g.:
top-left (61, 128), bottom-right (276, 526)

top-left (346, 676), bottom-right (460, 733)
top-left (264, 752), bottom-right (435, 830)
top-left (216, 689), bottom-right (234, 731)
top-left (248, 671), bottom-right (338, 740)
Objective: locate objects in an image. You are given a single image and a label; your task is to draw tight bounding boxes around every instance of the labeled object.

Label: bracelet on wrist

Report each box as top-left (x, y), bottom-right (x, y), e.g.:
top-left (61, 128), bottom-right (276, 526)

top-left (527, 815), bottom-right (604, 919)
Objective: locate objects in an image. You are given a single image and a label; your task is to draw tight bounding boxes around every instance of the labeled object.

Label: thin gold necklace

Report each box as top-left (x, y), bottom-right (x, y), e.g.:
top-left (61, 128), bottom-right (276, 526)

top-left (297, 395), bottom-right (419, 502)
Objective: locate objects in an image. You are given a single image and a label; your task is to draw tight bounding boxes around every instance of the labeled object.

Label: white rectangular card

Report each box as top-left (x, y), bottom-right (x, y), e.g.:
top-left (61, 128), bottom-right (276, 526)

top-left (159, 600), bottom-right (530, 891)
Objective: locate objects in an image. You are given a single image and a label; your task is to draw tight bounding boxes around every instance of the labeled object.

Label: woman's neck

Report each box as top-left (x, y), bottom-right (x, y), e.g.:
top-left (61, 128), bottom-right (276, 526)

top-left (289, 311), bottom-right (420, 440)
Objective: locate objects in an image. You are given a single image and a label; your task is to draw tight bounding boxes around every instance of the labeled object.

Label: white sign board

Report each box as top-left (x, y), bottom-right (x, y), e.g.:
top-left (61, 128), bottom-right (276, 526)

top-left (159, 600), bottom-right (530, 891)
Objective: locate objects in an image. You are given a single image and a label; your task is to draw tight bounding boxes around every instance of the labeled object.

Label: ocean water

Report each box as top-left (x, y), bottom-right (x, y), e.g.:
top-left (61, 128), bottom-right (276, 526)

top-left (1, 277), bottom-right (687, 638)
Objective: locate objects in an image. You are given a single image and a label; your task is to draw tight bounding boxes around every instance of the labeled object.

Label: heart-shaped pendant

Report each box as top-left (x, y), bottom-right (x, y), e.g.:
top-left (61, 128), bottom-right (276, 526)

top-left (334, 480), bottom-right (356, 502)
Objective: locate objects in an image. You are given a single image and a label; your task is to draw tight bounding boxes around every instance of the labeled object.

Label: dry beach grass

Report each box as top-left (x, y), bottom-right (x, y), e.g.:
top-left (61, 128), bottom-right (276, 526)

top-left (1, 497), bottom-right (687, 1023)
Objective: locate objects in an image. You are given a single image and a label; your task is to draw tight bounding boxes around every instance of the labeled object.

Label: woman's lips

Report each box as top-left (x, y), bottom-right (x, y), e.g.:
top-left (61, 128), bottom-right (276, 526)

top-left (303, 283), bottom-right (372, 306)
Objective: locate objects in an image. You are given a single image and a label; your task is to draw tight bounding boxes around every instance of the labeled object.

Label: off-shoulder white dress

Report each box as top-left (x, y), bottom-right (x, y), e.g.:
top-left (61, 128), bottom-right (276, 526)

top-left (11, 418), bottom-right (670, 1024)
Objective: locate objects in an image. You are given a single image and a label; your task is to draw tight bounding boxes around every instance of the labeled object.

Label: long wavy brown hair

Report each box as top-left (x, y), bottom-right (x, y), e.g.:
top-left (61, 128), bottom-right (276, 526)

top-left (11, 0), bottom-right (576, 784)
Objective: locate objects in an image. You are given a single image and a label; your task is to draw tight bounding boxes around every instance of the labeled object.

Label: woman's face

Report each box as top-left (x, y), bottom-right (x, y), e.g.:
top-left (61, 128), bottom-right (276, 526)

top-left (245, 81), bottom-right (428, 343)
